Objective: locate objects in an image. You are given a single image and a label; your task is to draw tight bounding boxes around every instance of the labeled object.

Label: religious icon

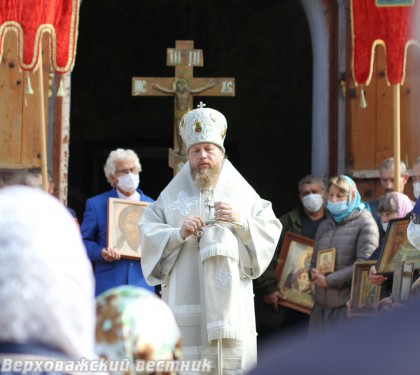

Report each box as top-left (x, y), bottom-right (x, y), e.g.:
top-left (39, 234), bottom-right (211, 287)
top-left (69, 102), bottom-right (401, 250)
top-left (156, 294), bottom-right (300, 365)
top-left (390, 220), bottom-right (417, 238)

top-left (276, 232), bottom-right (315, 315)
top-left (377, 218), bottom-right (420, 274)
top-left (316, 248), bottom-right (336, 275)
top-left (107, 198), bottom-right (149, 260)
top-left (358, 272), bottom-right (378, 308)
top-left (348, 260), bottom-right (380, 317)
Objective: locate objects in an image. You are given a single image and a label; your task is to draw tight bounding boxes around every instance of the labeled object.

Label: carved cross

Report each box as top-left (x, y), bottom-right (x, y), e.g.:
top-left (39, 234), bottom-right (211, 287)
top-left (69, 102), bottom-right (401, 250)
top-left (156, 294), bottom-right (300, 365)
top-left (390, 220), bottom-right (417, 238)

top-left (132, 40), bottom-right (235, 174)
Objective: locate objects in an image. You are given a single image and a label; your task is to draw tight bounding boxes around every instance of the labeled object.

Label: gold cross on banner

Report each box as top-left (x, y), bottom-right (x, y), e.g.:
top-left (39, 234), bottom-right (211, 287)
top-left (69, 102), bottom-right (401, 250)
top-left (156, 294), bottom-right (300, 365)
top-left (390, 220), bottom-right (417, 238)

top-left (132, 40), bottom-right (235, 174)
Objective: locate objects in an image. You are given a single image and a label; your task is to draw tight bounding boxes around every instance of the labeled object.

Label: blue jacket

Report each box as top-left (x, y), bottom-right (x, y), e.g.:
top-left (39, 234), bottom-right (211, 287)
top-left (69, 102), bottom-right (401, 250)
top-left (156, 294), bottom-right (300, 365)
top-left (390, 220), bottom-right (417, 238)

top-left (80, 188), bottom-right (155, 296)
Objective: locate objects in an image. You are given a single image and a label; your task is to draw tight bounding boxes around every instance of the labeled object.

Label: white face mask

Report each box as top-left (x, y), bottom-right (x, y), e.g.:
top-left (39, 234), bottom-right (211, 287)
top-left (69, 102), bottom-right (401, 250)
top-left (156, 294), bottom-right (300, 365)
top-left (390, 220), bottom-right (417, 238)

top-left (117, 173), bottom-right (139, 193)
top-left (413, 182), bottom-right (420, 199)
top-left (381, 222), bottom-right (389, 233)
top-left (301, 194), bottom-right (324, 213)
top-left (407, 221), bottom-right (420, 251)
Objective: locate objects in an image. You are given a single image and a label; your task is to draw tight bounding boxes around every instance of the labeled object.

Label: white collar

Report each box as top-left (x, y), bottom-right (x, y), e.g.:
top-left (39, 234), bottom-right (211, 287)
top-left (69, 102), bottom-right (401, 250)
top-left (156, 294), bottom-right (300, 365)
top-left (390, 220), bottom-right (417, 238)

top-left (117, 189), bottom-right (140, 201)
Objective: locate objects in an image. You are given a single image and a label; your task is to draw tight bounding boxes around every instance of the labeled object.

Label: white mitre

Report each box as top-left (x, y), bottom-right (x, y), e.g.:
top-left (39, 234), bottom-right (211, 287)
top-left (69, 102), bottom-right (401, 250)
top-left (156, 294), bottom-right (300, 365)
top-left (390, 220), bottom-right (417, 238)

top-left (179, 102), bottom-right (227, 152)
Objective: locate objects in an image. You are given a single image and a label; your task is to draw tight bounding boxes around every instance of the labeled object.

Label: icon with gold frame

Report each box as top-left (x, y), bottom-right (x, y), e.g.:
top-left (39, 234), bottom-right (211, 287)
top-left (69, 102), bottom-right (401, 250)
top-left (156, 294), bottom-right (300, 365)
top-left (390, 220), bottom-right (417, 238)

top-left (107, 198), bottom-right (149, 260)
top-left (316, 248), bottom-right (336, 275)
top-left (275, 232), bottom-right (315, 315)
top-left (348, 260), bottom-right (381, 317)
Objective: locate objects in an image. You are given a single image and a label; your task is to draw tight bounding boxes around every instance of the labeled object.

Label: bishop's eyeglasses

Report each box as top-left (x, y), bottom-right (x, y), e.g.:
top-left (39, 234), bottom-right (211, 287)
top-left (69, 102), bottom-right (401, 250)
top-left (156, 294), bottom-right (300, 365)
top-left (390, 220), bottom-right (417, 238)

top-left (115, 167), bottom-right (140, 176)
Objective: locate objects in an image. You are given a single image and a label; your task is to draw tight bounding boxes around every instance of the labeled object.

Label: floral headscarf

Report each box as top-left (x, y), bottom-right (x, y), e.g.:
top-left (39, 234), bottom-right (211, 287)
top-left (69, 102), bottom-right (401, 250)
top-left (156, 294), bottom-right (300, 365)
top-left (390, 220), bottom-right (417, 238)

top-left (95, 286), bottom-right (182, 375)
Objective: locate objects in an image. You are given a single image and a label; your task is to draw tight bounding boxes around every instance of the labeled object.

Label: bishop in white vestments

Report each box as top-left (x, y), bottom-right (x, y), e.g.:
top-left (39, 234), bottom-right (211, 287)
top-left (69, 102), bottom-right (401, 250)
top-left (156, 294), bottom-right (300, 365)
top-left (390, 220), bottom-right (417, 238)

top-left (140, 104), bottom-right (282, 374)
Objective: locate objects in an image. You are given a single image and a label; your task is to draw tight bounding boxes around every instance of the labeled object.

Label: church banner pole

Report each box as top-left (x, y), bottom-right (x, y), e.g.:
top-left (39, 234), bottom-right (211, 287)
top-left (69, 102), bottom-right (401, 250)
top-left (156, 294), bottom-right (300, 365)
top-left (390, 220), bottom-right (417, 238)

top-left (393, 83), bottom-right (401, 193)
top-left (350, 0), bottom-right (419, 195)
top-left (37, 41), bottom-right (49, 192)
top-left (217, 338), bottom-right (223, 375)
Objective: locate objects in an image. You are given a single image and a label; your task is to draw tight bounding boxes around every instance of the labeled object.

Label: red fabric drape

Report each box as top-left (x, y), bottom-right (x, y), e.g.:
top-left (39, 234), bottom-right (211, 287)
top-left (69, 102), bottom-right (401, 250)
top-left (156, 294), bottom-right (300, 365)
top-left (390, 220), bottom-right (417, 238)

top-left (0, 0), bottom-right (79, 73)
top-left (351, 0), bottom-right (419, 85)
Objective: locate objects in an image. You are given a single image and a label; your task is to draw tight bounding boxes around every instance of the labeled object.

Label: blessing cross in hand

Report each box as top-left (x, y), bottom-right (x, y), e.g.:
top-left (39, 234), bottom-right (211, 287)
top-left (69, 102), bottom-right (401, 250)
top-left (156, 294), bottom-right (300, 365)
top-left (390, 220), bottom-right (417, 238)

top-left (132, 40), bottom-right (235, 175)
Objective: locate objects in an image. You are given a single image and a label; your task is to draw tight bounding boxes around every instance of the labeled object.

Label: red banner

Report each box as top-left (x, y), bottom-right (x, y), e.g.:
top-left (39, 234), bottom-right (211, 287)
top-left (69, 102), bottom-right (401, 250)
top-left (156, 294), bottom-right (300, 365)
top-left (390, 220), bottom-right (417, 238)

top-left (351, 0), bottom-right (419, 85)
top-left (0, 0), bottom-right (80, 73)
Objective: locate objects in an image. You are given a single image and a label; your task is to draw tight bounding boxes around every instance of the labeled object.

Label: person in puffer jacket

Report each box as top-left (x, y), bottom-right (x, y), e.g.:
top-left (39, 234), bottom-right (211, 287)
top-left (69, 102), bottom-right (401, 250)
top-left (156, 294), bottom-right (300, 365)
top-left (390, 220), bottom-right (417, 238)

top-left (309, 175), bottom-right (379, 335)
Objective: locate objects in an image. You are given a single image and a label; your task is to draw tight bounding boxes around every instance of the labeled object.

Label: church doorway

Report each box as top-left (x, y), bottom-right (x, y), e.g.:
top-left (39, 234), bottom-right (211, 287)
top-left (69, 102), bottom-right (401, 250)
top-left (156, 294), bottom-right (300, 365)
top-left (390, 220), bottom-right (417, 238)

top-left (68, 0), bottom-right (313, 219)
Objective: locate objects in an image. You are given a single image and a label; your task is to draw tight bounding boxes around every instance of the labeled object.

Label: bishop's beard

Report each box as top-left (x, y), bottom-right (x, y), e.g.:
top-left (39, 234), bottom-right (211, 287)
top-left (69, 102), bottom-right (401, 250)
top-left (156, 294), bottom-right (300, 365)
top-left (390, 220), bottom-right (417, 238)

top-left (191, 163), bottom-right (221, 190)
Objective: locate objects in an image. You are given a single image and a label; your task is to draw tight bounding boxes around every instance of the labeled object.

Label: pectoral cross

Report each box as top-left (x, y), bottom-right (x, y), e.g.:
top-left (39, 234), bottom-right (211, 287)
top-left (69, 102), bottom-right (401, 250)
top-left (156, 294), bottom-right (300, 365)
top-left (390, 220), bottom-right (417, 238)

top-left (200, 188), bottom-right (215, 222)
top-left (132, 40), bottom-right (235, 174)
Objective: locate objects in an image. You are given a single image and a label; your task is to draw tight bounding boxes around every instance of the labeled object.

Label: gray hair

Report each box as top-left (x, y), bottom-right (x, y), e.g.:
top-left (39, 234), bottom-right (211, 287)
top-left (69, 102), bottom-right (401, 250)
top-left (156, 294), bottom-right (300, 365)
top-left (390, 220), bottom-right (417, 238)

top-left (298, 175), bottom-right (327, 193)
top-left (380, 157), bottom-right (407, 175)
top-left (413, 156), bottom-right (420, 167)
top-left (103, 149), bottom-right (142, 187)
top-left (0, 169), bottom-right (43, 189)
top-left (378, 192), bottom-right (399, 213)
top-left (28, 168), bottom-right (53, 184)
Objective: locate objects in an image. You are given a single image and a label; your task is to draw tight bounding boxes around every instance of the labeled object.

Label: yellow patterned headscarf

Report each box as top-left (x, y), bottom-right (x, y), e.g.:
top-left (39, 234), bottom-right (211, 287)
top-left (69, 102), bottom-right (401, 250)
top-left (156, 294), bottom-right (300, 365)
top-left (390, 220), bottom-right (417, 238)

top-left (95, 286), bottom-right (182, 375)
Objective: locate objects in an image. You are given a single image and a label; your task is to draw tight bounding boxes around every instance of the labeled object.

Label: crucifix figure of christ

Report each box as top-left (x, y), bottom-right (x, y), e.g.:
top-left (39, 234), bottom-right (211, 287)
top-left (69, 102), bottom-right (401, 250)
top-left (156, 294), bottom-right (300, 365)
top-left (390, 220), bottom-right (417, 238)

top-left (132, 40), bottom-right (235, 175)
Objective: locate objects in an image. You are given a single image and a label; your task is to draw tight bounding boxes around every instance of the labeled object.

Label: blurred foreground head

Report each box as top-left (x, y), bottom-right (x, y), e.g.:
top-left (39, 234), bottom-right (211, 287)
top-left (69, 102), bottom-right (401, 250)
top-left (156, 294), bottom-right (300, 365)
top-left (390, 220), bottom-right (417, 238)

top-left (0, 186), bottom-right (96, 359)
top-left (96, 286), bottom-right (182, 375)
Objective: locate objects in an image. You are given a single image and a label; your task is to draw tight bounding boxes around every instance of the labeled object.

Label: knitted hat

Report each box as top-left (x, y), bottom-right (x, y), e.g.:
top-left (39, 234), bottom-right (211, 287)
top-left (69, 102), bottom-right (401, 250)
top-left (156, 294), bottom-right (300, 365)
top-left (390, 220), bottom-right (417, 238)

top-left (179, 102), bottom-right (227, 152)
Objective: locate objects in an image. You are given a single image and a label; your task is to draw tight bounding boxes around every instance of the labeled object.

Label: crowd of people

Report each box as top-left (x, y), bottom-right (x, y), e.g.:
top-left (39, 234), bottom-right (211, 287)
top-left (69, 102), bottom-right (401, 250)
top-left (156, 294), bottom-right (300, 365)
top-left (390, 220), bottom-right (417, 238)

top-left (1, 105), bottom-right (420, 375)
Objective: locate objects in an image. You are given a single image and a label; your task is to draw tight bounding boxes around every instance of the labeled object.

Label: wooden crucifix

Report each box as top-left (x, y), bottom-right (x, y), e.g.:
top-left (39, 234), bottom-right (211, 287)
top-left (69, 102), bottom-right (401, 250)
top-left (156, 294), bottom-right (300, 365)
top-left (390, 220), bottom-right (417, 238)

top-left (132, 40), bottom-right (235, 174)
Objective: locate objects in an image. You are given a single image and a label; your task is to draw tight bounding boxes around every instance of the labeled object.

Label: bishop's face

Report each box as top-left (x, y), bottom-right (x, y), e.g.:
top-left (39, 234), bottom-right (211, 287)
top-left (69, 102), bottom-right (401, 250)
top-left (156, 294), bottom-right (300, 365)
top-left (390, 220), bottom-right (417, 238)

top-left (189, 143), bottom-right (224, 190)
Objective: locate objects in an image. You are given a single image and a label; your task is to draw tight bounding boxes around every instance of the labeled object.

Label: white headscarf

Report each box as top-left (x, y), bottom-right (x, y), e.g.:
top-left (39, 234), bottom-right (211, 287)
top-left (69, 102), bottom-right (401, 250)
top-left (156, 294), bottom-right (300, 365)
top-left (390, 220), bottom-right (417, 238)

top-left (0, 186), bottom-right (96, 360)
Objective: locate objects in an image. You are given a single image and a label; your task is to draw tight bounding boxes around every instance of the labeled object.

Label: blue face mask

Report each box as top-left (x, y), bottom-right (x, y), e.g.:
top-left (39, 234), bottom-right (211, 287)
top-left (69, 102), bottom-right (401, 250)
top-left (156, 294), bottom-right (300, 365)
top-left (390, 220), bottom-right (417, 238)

top-left (327, 201), bottom-right (348, 216)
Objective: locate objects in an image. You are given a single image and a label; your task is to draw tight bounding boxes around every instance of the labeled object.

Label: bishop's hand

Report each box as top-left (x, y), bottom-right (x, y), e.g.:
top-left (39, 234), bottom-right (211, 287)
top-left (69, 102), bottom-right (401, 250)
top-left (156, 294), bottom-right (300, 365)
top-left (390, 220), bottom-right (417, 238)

top-left (214, 201), bottom-right (240, 223)
top-left (180, 216), bottom-right (206, 240)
